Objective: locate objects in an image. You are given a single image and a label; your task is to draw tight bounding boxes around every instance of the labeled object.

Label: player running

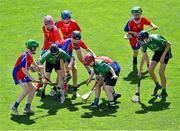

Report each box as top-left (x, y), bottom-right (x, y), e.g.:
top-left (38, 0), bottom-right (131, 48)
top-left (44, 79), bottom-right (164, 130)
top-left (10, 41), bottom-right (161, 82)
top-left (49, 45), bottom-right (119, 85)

top-left (56, 10), bottom-right (81, 39)
top-left (124, 6), bottom-right (158, 68)
top-left (137, 31), bottom-right (172, 98)
top-left (38, 44), bottom-right (71, 103)
top-left (83, 53), bottom-right (120, 108)
top-left (11, 39), bottom-right (44, 114)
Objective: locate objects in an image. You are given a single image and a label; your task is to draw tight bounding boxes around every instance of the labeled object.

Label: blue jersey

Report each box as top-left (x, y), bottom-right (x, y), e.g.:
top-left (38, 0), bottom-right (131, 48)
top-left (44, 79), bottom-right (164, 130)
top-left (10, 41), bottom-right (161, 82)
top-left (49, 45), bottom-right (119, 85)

top-left (60, 39), bottom-right (73, 57)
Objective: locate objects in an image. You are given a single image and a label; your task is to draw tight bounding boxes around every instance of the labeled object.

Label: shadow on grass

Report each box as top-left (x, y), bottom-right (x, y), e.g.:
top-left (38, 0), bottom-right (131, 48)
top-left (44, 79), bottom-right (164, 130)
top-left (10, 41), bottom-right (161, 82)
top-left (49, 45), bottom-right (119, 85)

top-left (135, 96), bottom-right (171, 114)
top-left (67, 79), bottom-right (88, 95)
top-left (10, 113), bottom-right (35, 125)
top-left (37, 95), bottom-right (83, 116)
top-left (10, 95), bottom-right (83, 125)
top-left (81, 98), bottom-right (120, 118)
top-left (123, 66), bottom-right (149, 85)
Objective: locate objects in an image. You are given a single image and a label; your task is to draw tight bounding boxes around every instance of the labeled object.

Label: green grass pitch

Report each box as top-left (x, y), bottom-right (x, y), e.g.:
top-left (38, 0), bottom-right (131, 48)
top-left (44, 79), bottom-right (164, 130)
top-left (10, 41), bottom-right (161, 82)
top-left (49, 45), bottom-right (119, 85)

top-left (0, 0), bottom-right (180, 130)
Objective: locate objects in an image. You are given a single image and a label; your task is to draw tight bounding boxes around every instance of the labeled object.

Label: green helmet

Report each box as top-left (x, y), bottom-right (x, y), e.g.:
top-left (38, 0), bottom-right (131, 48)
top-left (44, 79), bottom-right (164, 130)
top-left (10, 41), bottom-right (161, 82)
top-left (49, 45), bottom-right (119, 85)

top-left (131, 6), bottom-right (142, 14)
top-left (25, 39), bottom-right (39, 51)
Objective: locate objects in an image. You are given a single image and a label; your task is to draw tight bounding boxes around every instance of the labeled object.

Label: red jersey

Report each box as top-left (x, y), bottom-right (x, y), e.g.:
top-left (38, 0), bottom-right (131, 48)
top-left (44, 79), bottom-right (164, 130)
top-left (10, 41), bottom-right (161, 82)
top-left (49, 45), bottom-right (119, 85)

top-left (42, 25), bottom-right (62, 50)
top-left (61, 38), bottom-right (88, 51)
top-left (96, 56), bottom-right (113, 64)
top-left (124, 16), bottom-right (151, 46)
top-left (13, 51), bottom-right (33, 83)
top-left (56, 19), bottom-right (81, 39)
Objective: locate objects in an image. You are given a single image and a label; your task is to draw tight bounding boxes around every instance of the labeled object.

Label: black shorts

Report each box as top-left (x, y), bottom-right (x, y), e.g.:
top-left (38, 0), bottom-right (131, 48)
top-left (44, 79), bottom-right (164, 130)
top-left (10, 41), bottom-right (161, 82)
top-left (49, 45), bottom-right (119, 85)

top-left (152, 49), bottom-right (172, 64)
top-left (104, 72), bottom-right (119, 86)
top-left (45, 61), bottom-right (60, 73)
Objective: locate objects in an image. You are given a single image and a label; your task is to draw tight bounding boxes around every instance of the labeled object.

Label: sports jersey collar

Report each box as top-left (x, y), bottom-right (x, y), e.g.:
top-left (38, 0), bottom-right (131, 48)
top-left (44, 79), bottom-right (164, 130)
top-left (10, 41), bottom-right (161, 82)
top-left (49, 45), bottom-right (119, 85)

top-left (63, 20), bottom-right (71, 25)
top-left (26, 50), bottom-right (33, 57)
top-left (132, 17), bottom-right (142, 24)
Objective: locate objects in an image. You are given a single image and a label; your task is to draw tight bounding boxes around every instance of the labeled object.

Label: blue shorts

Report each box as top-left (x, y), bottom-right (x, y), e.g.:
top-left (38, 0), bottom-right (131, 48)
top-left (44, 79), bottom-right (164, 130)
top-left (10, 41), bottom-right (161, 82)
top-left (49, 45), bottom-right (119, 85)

top-left (131, 42), bottom-right (140, 50)
top-left (75, 46), bottom-right (80, 50)
top-left (13, 76), bottom-right (32, 85)
top-left (111, 61), bottom-right (121, 74)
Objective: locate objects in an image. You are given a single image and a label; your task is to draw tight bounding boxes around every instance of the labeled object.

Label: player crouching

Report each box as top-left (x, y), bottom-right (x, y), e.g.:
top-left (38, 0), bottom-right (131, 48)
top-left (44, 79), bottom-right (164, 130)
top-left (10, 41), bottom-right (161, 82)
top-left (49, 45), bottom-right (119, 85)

top-left (137, 31), bottom-right (172, 98)
top-left (83, 53), bottom-right (121, 108)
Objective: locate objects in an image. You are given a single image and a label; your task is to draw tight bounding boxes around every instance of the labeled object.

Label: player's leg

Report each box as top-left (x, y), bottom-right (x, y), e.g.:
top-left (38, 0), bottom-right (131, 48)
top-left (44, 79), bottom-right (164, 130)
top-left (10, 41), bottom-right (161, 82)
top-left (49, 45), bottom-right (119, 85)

top-left (11, 82), bottom-right (29, 114)
top-left (159, 58), bottom-right (169, 98)
top-left (56, 68), bottom-right (65, 103)
top-left (104, 85), bottom-right (115, 107)
top-left (24, 81), bottom-right (36, 113)
top-left (133, 49), bottom-right (138, 66)
top-left (110, 62), bottom-right (121, 101)
top-left (65, 62), bottom-right (71, 83)
top-left (145, 53), bottom-right (150, 69)
top-left (71, 61), bottom-right (80, 97)
top-left (44, 62), bottom-right (56, 96)
top-left (103, 72), bottom-right (119, 107)
top-left (90, 78), bottom-right (103, 108)
top-left (60, 60), bottom-right (69, 94)
top-left (131, 41), bottom-right (140, 68)
top-left (39, 69), bottom-right (49, 98)
top-left (149, 51), bottom-right (163, 96)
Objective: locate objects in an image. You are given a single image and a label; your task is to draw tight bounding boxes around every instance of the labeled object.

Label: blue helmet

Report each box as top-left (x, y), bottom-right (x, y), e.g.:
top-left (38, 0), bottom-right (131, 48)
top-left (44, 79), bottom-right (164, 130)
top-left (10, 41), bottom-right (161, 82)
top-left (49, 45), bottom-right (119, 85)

top-left (61, 10), bottom-right (71, 20)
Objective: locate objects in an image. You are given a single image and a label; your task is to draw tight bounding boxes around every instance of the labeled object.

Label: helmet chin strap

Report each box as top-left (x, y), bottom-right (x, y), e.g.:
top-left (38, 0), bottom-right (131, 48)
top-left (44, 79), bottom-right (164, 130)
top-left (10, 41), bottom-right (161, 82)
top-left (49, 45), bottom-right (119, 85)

top-left (30, 47), bottom-right (36, 54)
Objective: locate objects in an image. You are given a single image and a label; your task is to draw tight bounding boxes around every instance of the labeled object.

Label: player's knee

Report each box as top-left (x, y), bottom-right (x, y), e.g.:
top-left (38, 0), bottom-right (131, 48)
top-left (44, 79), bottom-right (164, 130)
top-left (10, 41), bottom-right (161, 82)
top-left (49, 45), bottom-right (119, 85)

top-left (148, 67), bottom-right (154, 74)
top-left (73, 65), bottom-right (77, 71)
top-left (159, 69), bottom-right (165, 76)
top-left (29, 84), bottom-right (36, 92)
top-left (30, 65), bottom-right (38, 72)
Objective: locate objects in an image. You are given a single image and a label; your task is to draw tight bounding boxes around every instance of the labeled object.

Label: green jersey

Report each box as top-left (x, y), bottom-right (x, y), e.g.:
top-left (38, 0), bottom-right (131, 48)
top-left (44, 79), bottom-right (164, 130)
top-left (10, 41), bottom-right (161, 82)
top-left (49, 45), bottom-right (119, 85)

top-left (141, 34), bottom-right (168, 52)
top-left (39, 49), bottom-right (70, 64)
top-left (93, 60), bottom-right (111, 78)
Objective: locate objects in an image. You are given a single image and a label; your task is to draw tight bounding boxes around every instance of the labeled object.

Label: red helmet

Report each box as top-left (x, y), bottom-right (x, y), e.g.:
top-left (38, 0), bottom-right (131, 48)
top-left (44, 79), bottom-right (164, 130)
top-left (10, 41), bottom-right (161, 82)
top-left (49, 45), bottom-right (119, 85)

top-left (44, 15), bottom-right (54, 26)
top-left (83, 53), bottom-right (95, 66)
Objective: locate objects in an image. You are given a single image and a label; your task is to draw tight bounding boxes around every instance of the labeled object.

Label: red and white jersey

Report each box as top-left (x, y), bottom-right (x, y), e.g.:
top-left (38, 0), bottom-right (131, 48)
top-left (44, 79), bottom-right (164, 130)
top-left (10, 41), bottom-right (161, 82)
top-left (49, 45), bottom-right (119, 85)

top-left (124, 16), bottom-right (152, 46)
top-left (13, 50), bottom-right (33, 81)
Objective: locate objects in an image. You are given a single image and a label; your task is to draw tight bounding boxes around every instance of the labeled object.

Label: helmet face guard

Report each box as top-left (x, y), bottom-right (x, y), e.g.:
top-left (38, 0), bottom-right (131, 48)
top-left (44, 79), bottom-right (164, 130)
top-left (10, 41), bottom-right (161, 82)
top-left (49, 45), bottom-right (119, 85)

top-left (52, 52), bottom-right (59, 57)
top-left (50, 44), bottom-right (60, 58)
top-left (72, 31), bottom-right (81, 40)
top-left (137, 31), bottom-right (149, 42)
